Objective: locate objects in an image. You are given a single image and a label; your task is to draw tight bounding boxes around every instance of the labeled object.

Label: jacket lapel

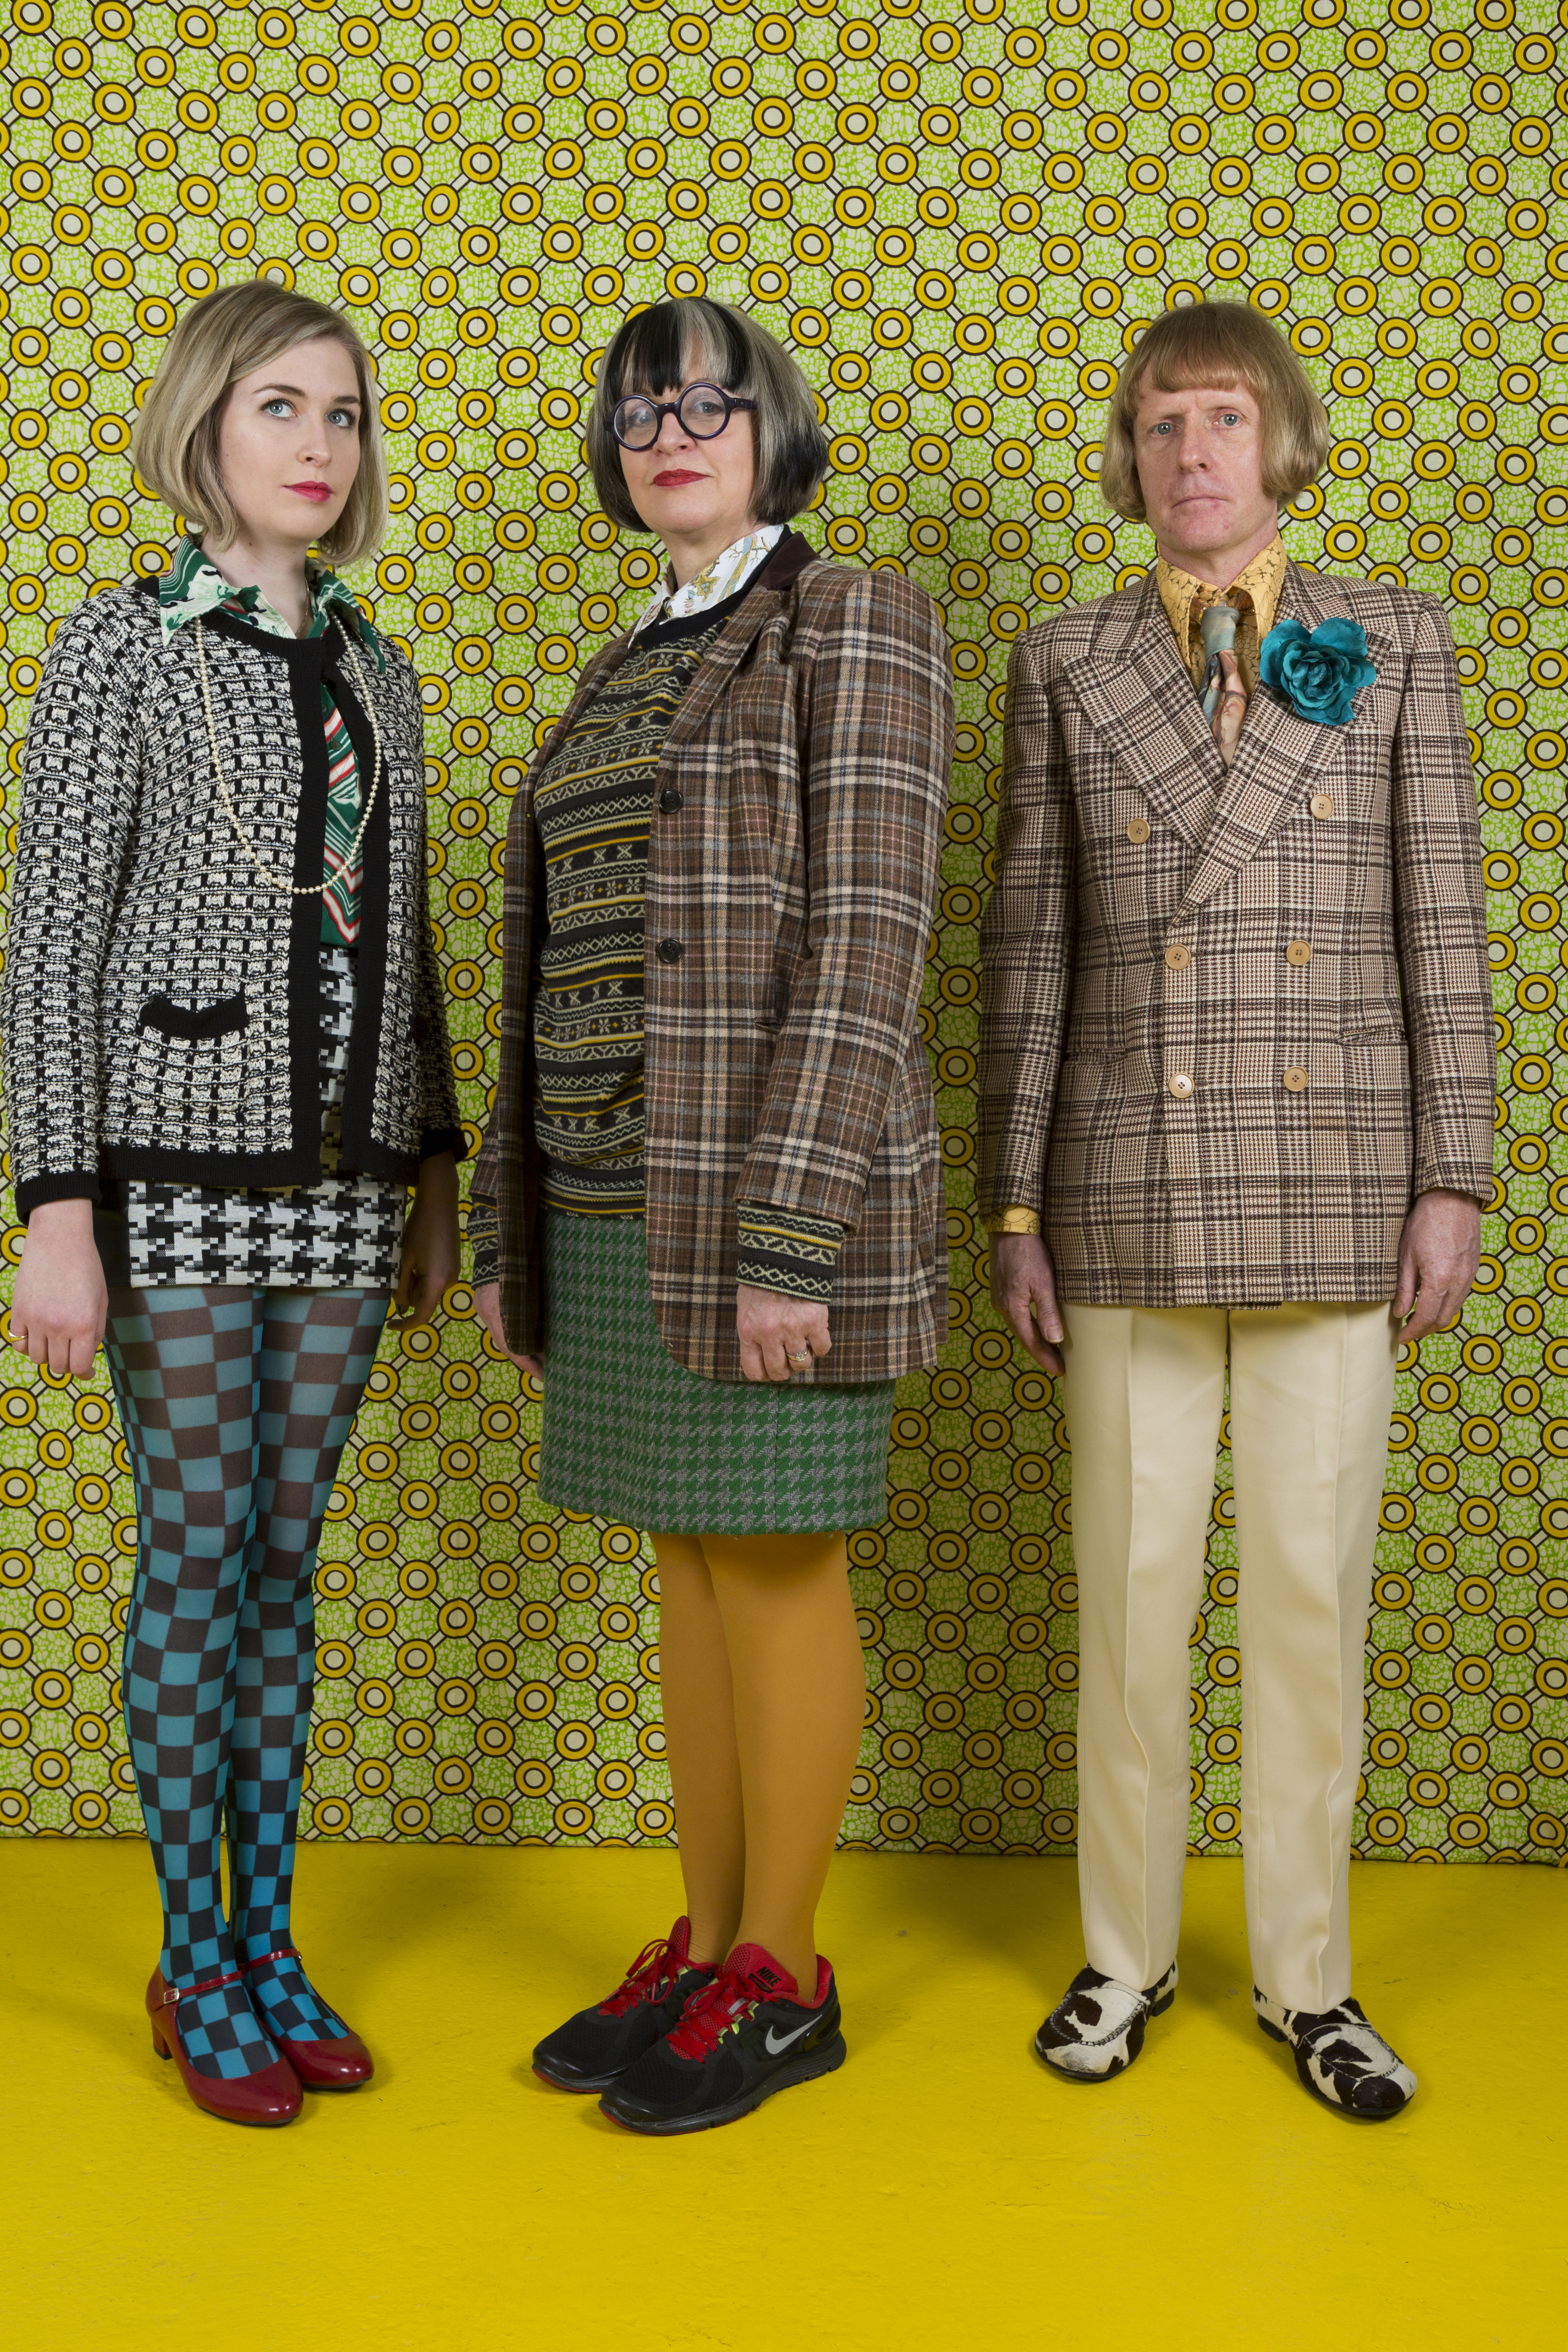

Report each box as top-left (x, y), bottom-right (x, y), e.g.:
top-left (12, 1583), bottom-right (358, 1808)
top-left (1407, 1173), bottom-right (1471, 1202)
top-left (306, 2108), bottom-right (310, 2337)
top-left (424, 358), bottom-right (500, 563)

top-left (1058, 572), bottom-right (1226, 848)
top-left (663, 531), bottom-right (820, 751)
top-left (1172, 560), bottom-right (1394, 919)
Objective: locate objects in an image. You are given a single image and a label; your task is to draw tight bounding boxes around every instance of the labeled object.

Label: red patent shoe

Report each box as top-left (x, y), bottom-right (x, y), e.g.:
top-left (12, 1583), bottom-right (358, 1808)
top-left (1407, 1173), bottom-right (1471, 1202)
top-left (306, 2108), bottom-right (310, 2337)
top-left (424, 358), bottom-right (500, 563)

top-left (146, 1968), bottom-right (302, 2127)
top-left (239, 1946), bottom-right (375, 2092)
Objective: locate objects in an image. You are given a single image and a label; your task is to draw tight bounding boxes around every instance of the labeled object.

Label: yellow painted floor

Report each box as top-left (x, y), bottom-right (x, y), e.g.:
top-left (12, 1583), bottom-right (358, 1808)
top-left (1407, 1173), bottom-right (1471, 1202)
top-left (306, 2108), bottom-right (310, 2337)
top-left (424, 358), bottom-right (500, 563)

top-left (1, 1843), bottom-right (1563, 2352)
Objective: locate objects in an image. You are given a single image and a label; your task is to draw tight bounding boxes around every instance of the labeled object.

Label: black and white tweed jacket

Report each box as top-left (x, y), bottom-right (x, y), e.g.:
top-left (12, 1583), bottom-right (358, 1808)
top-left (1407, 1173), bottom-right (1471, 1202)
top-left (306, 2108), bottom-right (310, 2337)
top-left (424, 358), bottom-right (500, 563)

top-left (1, 579), bottom-right (463, 1218)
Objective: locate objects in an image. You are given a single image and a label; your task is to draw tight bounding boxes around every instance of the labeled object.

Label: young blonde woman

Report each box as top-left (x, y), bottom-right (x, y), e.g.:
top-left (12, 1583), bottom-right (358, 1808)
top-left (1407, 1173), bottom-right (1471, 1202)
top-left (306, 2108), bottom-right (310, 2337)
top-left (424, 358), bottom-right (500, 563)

top-left (471, 297), bottom-right (952, 2134)
top-left (1, 284), bottom-right (462, 2126)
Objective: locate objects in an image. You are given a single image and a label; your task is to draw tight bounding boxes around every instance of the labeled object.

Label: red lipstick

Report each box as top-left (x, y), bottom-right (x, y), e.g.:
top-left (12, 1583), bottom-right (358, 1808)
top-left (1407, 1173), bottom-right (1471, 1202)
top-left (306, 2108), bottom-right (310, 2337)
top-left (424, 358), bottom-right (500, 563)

top-left (287, 482), bottom-right (333, 503)
top-left (653, 469), bottom-right (705, 486)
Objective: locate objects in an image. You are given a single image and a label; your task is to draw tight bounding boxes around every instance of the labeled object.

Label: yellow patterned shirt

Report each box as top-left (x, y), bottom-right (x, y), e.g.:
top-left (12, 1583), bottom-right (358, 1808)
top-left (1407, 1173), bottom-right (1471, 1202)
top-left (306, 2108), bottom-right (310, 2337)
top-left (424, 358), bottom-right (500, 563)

top-left (1155, 532), bottom-right (1288, 697)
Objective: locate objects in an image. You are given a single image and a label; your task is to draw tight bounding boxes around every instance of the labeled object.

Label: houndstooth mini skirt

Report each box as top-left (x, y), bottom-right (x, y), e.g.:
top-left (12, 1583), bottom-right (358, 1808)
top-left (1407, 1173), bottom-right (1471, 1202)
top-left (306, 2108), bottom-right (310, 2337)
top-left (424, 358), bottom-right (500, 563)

top-left (538, 1210), bottom-right (896, 1536)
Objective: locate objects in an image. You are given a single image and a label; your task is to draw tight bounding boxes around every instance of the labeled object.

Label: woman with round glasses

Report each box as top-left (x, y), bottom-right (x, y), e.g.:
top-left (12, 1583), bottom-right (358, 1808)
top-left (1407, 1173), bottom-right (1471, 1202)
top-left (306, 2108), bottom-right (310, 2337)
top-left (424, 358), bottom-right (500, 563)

top-left (471, 296), bottom-right (953, 2136)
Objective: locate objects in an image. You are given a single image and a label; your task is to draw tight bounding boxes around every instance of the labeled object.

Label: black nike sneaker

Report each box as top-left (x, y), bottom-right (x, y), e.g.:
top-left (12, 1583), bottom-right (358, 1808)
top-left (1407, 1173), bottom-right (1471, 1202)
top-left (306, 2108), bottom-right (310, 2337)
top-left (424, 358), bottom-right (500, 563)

top-left (532, 1917), bottom-right (716, 2093)
top-left (598, 1942), bottom-right (845, 2136)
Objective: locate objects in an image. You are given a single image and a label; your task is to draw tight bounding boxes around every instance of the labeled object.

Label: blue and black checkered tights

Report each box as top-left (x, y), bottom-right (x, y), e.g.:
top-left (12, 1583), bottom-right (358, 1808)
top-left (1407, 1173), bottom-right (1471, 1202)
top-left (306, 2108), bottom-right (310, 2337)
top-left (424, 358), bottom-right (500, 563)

top-left (105, 1285), bottom-right (389, 2081)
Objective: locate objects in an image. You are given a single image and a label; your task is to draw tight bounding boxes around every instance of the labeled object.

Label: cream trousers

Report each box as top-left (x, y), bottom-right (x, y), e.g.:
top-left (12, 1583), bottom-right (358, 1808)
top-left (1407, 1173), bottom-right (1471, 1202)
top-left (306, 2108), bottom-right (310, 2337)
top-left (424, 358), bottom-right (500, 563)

top-left (1060, 1300), bottom-right (1401, 2014)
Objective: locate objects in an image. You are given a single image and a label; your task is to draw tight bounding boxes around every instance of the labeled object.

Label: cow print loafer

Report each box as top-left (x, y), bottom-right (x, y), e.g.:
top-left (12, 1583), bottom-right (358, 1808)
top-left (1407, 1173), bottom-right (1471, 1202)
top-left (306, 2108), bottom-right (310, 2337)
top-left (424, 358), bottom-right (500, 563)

top-left (1254, 1989), bottom-right (1417, 2120)
top-left (1034, 1960), bottom-right (1178, 2082)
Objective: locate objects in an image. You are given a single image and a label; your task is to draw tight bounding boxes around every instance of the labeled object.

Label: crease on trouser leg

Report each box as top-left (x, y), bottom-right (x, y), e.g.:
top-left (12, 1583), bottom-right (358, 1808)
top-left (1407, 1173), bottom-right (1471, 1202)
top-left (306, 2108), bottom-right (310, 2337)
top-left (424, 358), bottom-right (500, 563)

top-left (1232, 1304), bottom-right (1397, 2014)
top-left (1066, 1304), bottom-right (1225, 1993)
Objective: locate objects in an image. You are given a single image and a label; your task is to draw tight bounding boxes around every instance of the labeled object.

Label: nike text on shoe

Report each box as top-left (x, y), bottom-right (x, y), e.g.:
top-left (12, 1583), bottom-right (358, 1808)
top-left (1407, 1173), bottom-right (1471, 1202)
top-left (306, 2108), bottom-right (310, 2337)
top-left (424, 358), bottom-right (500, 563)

top-left (598, 1942), bottom-right (845, 2135)
top-left (1254, 1988), bottom-right (1417, 2120)
top-left (532, 1917), bottom-right (717, 2093)
top-left (1034, 1961), bottom-right (1178, 2082)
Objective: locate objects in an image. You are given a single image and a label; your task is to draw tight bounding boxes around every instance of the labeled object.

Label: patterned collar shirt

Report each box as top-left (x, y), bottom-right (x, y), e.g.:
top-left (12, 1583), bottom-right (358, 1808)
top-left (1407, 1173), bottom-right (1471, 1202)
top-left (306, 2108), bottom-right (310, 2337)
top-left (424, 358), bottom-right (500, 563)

top-left (632, 523), bottom-right (786, 636)
top-left (1154, 530), bottom-right (1288, 699)
top-left (159, 535), bottom-right (384, 948)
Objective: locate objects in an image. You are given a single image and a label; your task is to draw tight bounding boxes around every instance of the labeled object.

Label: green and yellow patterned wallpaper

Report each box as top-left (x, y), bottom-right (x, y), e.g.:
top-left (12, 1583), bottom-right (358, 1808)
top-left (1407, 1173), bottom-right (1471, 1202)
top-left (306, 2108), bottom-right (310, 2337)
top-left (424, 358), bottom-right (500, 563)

top-left (0, 0), bottom-right (1563, 1865)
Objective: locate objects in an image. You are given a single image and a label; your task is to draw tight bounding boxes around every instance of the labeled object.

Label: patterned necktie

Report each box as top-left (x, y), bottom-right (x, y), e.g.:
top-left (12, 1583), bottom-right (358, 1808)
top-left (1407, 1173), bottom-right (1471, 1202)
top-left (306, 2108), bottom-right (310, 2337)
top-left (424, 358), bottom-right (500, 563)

top-left (1198, 598), bottom-right (1248, 764)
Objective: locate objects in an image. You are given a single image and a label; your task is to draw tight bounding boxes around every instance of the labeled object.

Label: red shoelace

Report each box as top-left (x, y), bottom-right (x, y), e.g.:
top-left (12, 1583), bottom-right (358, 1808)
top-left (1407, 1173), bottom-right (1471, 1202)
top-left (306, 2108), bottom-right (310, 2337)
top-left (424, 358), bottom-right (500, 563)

top-left (597, 1933), bottom-right (692, 2018)
top-left (666, 1961), bottom-right (771, 2062)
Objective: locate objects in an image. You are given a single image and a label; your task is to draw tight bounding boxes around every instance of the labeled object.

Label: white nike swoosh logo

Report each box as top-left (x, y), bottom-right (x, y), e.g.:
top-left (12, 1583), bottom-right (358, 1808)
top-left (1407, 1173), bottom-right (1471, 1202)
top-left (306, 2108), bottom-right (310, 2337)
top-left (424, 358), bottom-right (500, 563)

top-left (764, 2020), bottom-right (814, 2056)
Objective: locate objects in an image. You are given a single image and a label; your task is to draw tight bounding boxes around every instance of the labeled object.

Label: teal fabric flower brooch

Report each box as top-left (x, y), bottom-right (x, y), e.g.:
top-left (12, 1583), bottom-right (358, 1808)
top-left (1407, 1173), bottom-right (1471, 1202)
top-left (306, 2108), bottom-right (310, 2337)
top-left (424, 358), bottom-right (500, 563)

top-left (1258, 617), bottom-right (1376, 726)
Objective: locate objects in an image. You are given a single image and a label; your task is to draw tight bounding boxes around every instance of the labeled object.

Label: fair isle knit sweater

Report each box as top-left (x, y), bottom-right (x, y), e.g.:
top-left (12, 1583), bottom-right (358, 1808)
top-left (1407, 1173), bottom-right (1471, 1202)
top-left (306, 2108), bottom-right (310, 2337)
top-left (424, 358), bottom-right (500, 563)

top-left (0, 578), bottom-right (462, 1217)
top-left (468, 534), bottom-right (846, 1306)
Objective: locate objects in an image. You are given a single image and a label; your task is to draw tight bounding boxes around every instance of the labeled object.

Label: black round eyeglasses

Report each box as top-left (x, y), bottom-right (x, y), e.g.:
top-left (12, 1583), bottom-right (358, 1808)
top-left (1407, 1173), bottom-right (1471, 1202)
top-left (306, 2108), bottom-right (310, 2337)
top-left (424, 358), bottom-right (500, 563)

top-left (610, 382), bottom-right (758, 450)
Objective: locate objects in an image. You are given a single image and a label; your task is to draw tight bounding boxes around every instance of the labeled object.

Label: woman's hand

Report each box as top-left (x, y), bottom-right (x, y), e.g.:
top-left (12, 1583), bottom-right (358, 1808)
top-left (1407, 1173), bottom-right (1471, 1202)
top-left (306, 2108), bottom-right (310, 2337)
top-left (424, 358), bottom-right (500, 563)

top-left (737, 1282), bottom-right (831, 1383)
top-left (392, 1152), bottom-right (461, 1327)
top-left (472, 1280), bottom-right (543, 1380)
top-left (8, 1198), bottom-right (107, 1379)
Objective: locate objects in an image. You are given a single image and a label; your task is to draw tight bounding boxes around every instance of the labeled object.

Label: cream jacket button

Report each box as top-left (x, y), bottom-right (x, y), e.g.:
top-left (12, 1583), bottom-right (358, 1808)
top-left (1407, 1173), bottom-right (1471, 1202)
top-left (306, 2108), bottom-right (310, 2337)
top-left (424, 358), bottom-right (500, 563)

top-left (1126, 817), bottom-right (1151, 843)
top-left (1310, 793), bottom-right (1335, 819)
top-left (1285, 939), bottom-right (1312, 966)
top-left (1167, 1071), bottom-right (1194, 1097)
top-left (1282, 1066), bottom-right (1310, 1092)
top-left (1164, 944), bottom-right (1191, 970)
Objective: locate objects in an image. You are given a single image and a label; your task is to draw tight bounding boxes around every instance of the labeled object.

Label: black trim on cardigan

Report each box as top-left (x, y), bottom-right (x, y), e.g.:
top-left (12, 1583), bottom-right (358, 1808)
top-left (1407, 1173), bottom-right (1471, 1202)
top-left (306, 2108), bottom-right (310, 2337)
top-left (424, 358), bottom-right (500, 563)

top-left (322, 646), bottom-right (402, 1180)
top-left (137, 991), bottom-right (249, 1041)
top-left (15, 1169), bottom-right (102, 1219)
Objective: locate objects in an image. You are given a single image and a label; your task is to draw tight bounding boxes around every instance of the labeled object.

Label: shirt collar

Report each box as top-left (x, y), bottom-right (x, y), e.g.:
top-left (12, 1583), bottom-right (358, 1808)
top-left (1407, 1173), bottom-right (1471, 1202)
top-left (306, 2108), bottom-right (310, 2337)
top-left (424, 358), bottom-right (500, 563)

top-left (633, 524), bottom-right (785, 636)
top-left (1155, 532), bottom-right (1288, 650)
top-left (158, 537), bottom-right (384, 671)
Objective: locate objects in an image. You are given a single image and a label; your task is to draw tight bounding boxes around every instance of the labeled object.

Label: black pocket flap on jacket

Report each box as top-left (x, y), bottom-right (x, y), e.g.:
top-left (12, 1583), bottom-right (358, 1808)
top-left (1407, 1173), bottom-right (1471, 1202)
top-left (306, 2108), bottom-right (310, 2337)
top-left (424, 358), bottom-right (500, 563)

top-left (138, 992), bottom-right (249, 1041)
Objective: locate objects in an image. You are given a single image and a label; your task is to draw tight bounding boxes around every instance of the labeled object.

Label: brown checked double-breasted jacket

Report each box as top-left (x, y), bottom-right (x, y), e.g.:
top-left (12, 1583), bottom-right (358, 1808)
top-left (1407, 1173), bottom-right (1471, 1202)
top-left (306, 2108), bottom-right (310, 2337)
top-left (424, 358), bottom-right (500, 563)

top-left (978, 560), bottom-right (1495, 1307)
top-left (473, 532), bottom-right (954, 1382)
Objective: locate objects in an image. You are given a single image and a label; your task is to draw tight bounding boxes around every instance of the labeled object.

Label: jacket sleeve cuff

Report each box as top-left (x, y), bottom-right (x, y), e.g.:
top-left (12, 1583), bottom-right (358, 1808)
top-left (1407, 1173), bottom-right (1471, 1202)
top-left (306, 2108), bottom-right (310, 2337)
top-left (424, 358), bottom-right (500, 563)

top-left (735, 1202), bottom-right (845, 1303)
top-left (419, 1125), bottom-right (467, 1166)
top-left (468, 1194), bottom-right (501, 1288)
top-left (15, 1171), bottom-right (101, 1219)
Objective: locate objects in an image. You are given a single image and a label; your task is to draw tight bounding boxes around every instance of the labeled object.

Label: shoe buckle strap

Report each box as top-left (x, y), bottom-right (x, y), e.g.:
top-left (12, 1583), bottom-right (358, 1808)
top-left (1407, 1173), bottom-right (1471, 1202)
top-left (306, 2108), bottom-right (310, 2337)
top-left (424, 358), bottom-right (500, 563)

top-left (237, 1946), bottom-right (302, 1975)
top-left (164, 1966), bottom-right (247, 2006)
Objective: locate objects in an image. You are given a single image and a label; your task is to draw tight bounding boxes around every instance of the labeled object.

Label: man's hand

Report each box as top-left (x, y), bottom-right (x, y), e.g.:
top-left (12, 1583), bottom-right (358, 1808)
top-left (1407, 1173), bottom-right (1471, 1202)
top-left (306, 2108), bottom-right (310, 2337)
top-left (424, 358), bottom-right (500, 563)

top-left (8, 1197), bottom-right (107, 1380)
top-left (472, 1280), bottom-right (543, 1380)
top-left (1393, 1189), bottom-right (1482, 1343)
top-left (392, 1152), bottom-right (461, 1329)
top-left (989, 1231), bottom-right (1065, 1377)
top-left (737, 1283), bottom-right (831, 1383)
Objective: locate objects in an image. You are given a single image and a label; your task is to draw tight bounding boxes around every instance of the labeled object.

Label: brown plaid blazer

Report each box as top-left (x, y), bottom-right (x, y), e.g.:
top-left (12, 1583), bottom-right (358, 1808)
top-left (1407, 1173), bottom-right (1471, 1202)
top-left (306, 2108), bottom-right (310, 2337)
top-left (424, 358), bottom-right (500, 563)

top-left (472, 531), bottom-right (953, 1380)
top-left (978, 561), bottom-right (1495, 1307)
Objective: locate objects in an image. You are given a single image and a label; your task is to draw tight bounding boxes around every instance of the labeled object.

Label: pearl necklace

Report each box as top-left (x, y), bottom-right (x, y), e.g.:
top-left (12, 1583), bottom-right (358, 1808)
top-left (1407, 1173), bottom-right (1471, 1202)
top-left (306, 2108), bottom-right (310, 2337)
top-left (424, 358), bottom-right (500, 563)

top-left (193, 613), bottom-right (384, 898)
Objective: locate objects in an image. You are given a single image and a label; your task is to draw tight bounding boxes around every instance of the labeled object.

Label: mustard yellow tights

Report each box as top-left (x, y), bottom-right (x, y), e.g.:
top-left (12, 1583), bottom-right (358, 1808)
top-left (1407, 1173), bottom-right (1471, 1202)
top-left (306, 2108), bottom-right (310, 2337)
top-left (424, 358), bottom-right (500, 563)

top-left (650, 1530), bottom-right (866, 1995)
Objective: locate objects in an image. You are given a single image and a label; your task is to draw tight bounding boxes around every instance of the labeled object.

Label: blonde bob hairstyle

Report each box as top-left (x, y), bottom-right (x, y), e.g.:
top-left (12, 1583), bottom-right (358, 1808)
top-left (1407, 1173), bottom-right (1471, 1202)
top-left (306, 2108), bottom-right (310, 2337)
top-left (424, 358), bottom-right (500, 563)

top-left (132, 282), bottom-right (388, 567)
top-left (1099, 302), bottom-right (1330, 524)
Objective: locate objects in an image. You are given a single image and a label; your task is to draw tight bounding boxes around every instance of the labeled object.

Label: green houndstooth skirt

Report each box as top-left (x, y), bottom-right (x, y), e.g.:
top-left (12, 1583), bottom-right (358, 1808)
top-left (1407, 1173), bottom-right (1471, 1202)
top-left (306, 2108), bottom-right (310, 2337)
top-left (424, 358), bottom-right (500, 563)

top-left (538, 1212), bottom-right (896, 1534)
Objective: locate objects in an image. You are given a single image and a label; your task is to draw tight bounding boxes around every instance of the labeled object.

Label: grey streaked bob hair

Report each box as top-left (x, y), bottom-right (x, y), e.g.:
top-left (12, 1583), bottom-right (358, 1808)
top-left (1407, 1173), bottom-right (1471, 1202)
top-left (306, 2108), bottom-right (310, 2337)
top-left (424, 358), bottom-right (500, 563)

top-left (586, 298), bottom-right (828, 533)
top-left (1100, 302), bottom-right (1330, 523)
top-left (132, 282), bottom-right (389, 567)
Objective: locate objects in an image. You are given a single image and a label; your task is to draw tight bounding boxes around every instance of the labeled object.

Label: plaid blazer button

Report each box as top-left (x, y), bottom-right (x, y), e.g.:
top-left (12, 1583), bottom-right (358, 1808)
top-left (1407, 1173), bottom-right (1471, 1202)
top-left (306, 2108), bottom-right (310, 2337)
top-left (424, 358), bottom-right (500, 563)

top-left (1282, 1066), bottom-right (1310, 1092)
top-left (1166, 1072), bottom-right (1194, 1098)
top-left (656, 937), bottom-right (684, 963)
top-left (1164, 944), bottom-right (1191, 970)
top-left (1285, 939), bottom-right (1313, 966)
top-left (659, 787), bottom-right (684, 812)
top-left (1126, 817), bottom-right (1151, 843)
top-left (1310, 793), bottom-right (1335, 819)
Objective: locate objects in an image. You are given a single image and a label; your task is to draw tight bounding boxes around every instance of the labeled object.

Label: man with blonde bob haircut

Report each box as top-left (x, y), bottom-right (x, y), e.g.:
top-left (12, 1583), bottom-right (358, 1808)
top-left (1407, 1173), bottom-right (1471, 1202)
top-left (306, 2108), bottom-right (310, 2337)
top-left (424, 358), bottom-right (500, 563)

top-left (979, 302), bottom-right (1493, 2115)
